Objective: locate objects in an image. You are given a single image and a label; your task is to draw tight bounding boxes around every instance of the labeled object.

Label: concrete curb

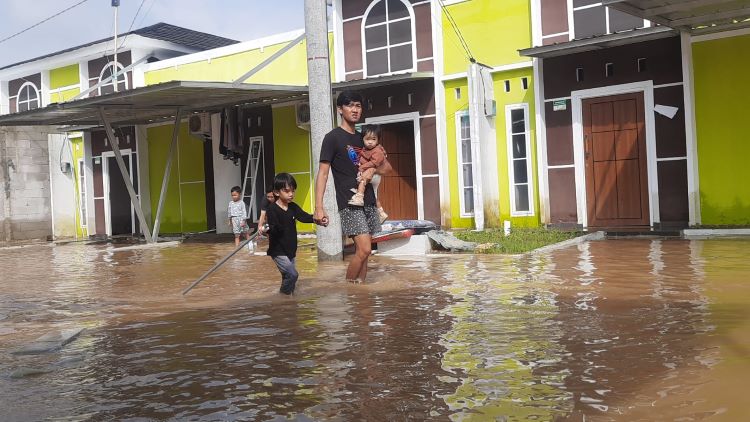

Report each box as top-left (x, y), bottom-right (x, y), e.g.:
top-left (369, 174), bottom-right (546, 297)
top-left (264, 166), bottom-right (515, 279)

top-left (527, 231), bottom-right (605, 256)
top-left (107, 241), bottom-right (181, 252)
top-left (683, 228), bottom-right (750, 239)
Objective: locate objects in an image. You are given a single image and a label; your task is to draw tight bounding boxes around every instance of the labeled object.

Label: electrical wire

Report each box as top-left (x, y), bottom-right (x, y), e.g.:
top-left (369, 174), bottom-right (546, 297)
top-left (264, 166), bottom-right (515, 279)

top-left (437, 0), bottom-right (474, 62)
top-left (0, 0), bottom-right (91, 46)
top-left (116, 0), bottom-right (149, 50)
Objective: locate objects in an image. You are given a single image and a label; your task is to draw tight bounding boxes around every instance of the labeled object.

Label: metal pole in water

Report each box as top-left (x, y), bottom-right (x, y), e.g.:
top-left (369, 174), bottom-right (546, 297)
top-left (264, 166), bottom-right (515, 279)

top-left (182, 231), bottom-right (261, 295)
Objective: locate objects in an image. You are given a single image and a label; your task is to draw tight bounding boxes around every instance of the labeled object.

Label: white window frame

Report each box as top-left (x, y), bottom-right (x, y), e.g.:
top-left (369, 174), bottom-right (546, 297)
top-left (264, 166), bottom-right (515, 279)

top-left (505, 103), bottom-right (535, 217)
top-left (98, 61), bottom-right (128, 95)
top-left (361, 0), bottom-right (418, 78)
top-left (16, 82), bottom-right (40, 112)
top-left (568, 1), bottom-right (649, 40)
top-left (77, 158), bottom-right (87, 228)
top-left (455, 111), bottom-right (474, 217)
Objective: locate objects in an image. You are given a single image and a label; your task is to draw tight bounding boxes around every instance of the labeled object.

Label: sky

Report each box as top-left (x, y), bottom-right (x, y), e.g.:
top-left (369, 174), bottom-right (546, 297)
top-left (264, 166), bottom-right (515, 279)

top-left (0, 0), bottom-right (307, 68)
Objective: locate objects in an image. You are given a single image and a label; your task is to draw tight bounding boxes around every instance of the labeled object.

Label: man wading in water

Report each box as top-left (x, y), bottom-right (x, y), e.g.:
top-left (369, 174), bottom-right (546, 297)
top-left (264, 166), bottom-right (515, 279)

top-left (314, 91), bottom-right (391, 283)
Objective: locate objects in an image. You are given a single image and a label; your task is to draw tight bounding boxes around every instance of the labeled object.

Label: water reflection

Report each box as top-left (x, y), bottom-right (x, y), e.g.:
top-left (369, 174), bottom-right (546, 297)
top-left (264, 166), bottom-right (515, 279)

top-left (0, 239), bottom-right (749, 420)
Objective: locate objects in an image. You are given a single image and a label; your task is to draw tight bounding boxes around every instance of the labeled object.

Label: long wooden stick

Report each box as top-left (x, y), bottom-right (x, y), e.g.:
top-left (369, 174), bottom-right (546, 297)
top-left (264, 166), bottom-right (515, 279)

top-left (182, 230), bottom-right (261, 295)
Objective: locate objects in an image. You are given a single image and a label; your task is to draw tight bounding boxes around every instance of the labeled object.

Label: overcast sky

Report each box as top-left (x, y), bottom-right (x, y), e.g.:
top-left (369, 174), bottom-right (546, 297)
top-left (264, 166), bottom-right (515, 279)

top-left (0, 0), bottom-right (307, 68)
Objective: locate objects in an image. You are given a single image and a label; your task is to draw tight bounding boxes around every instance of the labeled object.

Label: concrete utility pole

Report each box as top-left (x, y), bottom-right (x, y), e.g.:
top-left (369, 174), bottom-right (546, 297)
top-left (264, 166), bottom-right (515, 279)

top-left (304, 0), bottom-right (342, 260)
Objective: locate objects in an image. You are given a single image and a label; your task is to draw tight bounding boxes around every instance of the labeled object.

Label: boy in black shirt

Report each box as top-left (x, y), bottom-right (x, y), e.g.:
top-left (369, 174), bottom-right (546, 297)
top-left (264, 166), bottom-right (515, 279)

top-left (263, 173), bottom-right (327, 295)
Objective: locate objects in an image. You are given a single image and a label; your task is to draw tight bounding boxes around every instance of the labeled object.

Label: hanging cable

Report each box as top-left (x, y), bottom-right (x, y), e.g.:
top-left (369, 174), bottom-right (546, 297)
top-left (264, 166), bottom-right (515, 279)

top-left (0, 0), bottom-right (91, 46)
top-left (117, 0), bottom-right (149, 51)
top-left (437, 0), bottom-right (475, 62)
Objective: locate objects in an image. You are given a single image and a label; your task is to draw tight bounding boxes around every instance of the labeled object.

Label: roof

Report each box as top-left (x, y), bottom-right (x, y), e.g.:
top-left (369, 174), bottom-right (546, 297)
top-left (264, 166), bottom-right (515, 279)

top-left (0, 23), bottom-right (238, 71)
top-left (332, 72), bottom-right (435, 90)
top-left (603, 0), bottom-right (750, 35)
top-left (519, 26), bottom-right (677, 58)
top-left (0, 81), bottom-right (306, 127)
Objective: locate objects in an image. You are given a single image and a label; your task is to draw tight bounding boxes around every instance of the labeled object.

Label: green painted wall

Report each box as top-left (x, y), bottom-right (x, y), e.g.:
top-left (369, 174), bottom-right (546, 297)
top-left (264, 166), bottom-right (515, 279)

top-left (145, 34), bottom-right (336, 86)
top-left (272, 105), bottom-right (314, 233)
top-left (693, 35), bottom-right (750, 225)
top-left (70, 136), bottom-right (88, 238)
top-left (147, 122), bottom-right (208, 233)
top-left (49, 87), bottom-right (80, 104)
top-left (442, 0), bottom-right (532, 75)
top-left (49, 64), bottom-right (79, 89)
top-left (444, 68), bottom-right (539, 229)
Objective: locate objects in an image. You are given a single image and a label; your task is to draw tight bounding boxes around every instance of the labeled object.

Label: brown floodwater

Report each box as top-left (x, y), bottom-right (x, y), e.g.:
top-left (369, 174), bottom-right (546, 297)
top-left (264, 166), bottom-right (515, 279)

top-left (0, 238), bottom-right (748, 421)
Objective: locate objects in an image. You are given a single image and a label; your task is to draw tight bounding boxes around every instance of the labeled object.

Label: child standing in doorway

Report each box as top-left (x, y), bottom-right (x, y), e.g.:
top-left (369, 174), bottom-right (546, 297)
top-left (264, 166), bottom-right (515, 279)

top-left (348, 124), bottom-right (389, 223)
top-left (262, 173), bottom-right (328, 295)
top-left (228, 186), bottom-right (251, 247)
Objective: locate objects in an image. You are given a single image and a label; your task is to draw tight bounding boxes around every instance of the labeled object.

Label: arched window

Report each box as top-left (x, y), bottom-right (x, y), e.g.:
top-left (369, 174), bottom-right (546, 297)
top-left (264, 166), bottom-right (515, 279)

top-left (98, 62), bottom-right (128, 95)
top-left (362, 0), bottom-right (416, 77)
top-left (17, 82), bottom-right (40, 112)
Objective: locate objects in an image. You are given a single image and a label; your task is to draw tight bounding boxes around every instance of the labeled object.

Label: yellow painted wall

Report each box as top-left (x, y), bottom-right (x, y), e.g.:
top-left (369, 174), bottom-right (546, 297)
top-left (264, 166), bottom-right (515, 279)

top-left (444, 68), bottom-right (538, 229)
top-left (147, 122), bottom-right (208, 234)
top-left (442, 0), bottom-right (532, 75)
top-left (49, 87), bottom-right (80, 104)
top-left (49, 64), bottom-right (79, 89)
top-left (70, 136), bottom-right (88, 238)
top-left (145, 34), bottom-right (336, 86)
top-left (272, 105), bottom-right (314, 233)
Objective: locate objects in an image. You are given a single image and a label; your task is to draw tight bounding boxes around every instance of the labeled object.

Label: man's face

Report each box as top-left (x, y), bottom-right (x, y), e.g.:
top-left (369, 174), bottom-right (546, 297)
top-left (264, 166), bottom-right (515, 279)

top-left (338, 101), bottom-right (362, 124)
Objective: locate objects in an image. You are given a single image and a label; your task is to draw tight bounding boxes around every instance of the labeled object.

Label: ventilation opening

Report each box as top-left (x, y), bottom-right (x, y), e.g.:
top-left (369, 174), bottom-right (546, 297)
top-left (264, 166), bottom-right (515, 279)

top-left (576, 67), bottom-right (584, 82)
top-left (504, 80), bottom-right (510, 93)
top-left (521, 77), bottom-right (529, 90)
top-left (605, 63), bottom-right (614, 78)
top-left (387, 96), bottom-right (393, 108)
top-left (455, 87), bottom-right (461, 100)
top-left (637, 58), bottom-right (647, 72)
top-left (367, 99), bottom-right (373, 110)
top-left (407, 93), bottom-right (413, 106)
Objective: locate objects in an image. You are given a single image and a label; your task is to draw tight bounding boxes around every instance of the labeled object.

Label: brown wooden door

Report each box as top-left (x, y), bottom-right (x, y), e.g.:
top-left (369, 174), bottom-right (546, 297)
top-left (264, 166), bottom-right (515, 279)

top-left (377, 121), bottom-right (418, 220)
top-left (583, 92), bottom-right (649, 227)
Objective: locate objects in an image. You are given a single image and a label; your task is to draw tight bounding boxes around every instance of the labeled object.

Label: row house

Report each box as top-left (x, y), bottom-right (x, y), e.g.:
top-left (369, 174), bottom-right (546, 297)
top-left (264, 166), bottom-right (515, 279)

top-left (0, 23), bottom-right (237, 240)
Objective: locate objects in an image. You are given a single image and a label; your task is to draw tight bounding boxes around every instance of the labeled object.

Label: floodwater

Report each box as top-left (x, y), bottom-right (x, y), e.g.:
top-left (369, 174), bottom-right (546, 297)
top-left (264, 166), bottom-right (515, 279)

top-left (0, 238), bottom-right (749, 421)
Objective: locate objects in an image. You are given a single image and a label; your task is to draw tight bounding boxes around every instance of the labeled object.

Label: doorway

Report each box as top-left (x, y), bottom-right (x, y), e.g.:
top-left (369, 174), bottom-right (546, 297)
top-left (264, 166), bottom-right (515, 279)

top-left (377, 121), bottom-right (418, 220)
top-left (582, 92), bottom-right (649, 227)
top-left (102, 150), bottom-right (138, 236)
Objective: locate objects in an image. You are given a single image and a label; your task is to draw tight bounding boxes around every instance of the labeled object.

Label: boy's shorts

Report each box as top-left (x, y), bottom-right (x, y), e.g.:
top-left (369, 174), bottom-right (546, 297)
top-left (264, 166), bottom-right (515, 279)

top-left (231, 217), bottom-right (249, 235)
top-left (340, 206), bottom-right (381, 236)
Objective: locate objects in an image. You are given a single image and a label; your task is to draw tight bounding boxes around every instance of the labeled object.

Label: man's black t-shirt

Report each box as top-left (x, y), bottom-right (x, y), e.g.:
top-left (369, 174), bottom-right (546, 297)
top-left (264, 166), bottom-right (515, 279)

top-left (319, 127), bottom-right (376, 210)
top-left (266, 201), bottom-right (313, 259)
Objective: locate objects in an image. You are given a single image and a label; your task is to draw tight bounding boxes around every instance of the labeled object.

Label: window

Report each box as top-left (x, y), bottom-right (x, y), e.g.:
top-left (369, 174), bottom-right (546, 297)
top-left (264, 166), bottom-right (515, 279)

top-left (505, 104), bottom-right (533, 216)
top-left (363, 0), bottom-right (415, 77)
top-left (98, 62), bottom-right (128, 95)
top-left (572, 1), bottom-right (646, 39)
top-left (78, 159), bottom-right (87, 227)
top-left (17, 82), bottom-right (40, 112)
top-left (456, 112), bottom-right (474, 217)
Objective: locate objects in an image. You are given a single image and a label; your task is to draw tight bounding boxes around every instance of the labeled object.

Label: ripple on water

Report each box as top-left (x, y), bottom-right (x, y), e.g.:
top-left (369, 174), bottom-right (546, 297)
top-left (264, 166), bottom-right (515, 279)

top-left (0, 239), bottom-right (749, 420)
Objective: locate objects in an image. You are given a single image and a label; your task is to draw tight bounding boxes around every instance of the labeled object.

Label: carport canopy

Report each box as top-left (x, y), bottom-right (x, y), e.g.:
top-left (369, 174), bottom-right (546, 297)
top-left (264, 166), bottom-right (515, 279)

top-left (0, 80), bottom-right (308, 243)
top-left (0, 80), bottom-right (307, 128)
top-left (603, 0), bottom-right (750, 35)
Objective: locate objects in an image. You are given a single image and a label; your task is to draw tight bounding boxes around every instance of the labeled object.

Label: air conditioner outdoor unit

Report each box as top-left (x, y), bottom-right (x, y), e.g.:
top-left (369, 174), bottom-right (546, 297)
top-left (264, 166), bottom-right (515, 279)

top-left (188, 113), bottom-right (211, 138)
top-left (295, 102), bottom-right (311, 130)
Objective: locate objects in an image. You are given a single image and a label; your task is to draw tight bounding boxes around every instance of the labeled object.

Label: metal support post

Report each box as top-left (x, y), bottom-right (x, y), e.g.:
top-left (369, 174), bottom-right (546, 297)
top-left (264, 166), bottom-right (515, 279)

top-left (152, 107), bottom-right (184, 241)
top-left (98, 107), bottom-right (154, 243)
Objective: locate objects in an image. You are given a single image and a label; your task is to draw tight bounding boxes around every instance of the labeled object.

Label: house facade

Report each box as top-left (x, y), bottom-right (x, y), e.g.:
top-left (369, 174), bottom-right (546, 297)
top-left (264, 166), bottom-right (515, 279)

top-left (0, 23), bottom-right (237, 241)
top-left (437, 0), bottom-right (539, 230)
top-left (522, 1), bottom-right (694, 230)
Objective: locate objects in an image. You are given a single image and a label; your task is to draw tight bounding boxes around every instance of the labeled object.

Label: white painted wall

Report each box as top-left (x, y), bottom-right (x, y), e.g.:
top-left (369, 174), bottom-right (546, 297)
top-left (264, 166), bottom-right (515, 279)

top-left (48, 134), bottom-right (78, 239)
top-left (210, 113), bottom-right (241, 233)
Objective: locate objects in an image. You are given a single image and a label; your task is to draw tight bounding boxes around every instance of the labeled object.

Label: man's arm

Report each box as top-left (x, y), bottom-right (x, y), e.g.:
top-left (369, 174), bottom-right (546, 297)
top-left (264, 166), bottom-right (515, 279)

top-left (313, 161), bottom-right (331, 224)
